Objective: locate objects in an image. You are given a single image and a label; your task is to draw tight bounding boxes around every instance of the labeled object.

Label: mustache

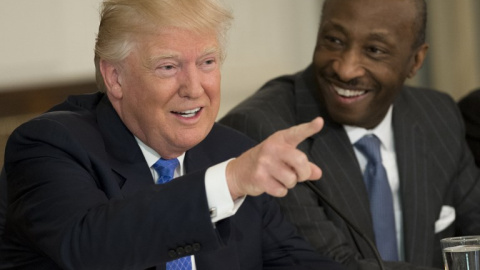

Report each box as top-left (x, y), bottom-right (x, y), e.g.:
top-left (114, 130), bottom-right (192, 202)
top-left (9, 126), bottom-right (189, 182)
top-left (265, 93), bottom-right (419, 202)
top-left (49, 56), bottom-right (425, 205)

top-left (318, 70), bottom-right (371, 89)
top-left (330, 74), bottom-right (360, 87)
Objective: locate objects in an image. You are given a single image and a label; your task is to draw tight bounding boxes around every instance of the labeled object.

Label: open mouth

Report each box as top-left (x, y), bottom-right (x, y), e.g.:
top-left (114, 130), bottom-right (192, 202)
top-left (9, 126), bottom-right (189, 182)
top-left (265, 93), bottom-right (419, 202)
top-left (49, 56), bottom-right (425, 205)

top-left (333, 86), bottom-right (366, 98)
top-left (172, 107), bottom-right (202, 118)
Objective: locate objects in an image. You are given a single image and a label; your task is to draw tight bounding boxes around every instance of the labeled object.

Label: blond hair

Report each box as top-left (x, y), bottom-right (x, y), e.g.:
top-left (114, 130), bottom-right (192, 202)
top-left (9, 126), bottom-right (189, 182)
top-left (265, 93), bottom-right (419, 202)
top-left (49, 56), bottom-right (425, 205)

top-left (94, 0), bottom-right (233, 92)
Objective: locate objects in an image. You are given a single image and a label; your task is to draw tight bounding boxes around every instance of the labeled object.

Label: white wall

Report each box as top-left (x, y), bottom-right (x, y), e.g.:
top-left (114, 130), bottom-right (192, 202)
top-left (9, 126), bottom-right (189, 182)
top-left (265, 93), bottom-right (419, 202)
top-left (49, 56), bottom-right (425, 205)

top-left (0, 0), bottom-right (100, 89)
top-left (219, 0), bottom-right (321, 117)
top-left (0, 0), bottom-right (322, 119)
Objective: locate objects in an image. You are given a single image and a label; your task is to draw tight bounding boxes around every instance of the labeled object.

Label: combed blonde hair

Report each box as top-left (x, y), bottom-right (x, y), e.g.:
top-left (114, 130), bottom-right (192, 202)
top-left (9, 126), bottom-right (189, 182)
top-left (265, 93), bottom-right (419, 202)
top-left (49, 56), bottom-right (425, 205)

top-left (94, 0), bottom-right (233, 92)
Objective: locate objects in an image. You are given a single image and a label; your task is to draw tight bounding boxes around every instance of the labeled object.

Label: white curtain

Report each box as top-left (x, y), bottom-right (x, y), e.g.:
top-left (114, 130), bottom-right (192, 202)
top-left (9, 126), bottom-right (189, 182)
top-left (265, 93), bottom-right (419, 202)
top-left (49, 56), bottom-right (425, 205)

top-left (409, 0), bottom-right (480, 100)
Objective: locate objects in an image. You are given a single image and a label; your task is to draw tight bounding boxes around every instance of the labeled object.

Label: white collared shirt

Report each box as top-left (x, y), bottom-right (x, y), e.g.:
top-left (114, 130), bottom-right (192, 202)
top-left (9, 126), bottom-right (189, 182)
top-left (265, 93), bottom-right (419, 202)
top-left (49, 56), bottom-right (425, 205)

top-left (343, 106), bottom-right (404, 261)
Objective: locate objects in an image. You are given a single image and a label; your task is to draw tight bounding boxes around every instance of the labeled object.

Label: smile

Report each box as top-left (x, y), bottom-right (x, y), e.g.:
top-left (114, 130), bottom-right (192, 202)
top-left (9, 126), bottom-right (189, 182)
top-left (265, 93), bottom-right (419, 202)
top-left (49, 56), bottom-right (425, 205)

top-left (172, 107), bottom-right (202, 118)
top-left (333, 86), bottom-right (366, 97)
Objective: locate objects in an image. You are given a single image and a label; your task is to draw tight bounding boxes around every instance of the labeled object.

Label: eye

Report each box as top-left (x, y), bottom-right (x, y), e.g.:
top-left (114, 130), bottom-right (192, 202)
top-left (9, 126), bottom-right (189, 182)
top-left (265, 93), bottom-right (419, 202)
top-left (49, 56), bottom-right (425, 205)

top-left (367, 46), bottom-right (385, 54)
top-left (199, 57), bottom-right (217, 71)
top-left (321, 35), bottom-right (344, 50)
top-left (156, 63), bottom-right (178, 77)
top-left (366, 45), bottom-right (389, 59)
top-left (326, 35), bottom-right (342, 44)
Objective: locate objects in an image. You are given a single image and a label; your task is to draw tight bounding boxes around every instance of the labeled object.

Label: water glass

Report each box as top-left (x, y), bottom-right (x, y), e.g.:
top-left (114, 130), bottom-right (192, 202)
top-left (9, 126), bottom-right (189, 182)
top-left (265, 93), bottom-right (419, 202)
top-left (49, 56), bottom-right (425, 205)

top-left (441, 236), bottom-right (480, 270)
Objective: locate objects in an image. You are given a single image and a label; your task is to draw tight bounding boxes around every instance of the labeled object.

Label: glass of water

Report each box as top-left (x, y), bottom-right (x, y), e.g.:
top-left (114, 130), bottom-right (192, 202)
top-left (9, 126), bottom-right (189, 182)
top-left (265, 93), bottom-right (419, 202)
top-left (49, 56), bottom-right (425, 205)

top-left (441, 236), bottom-right (480, 270)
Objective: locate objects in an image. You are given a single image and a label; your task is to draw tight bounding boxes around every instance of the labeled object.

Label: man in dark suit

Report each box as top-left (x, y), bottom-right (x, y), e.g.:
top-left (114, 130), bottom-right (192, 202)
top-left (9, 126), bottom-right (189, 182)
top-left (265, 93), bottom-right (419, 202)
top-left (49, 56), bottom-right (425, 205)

top-left (458, 88), bottom-right (480, 167)
top-left (220, 0), bottom-right (480, 269)
top-left (0, 0), bottom-right (346, 269)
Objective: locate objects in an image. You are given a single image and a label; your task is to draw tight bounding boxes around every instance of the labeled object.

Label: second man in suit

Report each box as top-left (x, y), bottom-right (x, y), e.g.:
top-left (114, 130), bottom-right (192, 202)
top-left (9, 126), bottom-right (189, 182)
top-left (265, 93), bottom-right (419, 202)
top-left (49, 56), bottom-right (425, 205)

top-left (220, 0), bottom-right (480, 269)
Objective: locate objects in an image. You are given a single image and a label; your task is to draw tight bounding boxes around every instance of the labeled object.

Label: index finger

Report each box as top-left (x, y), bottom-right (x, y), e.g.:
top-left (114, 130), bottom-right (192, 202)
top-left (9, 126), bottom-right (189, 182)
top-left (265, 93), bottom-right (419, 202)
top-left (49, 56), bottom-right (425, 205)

top-left (283, 117), bottom-right (324, 146)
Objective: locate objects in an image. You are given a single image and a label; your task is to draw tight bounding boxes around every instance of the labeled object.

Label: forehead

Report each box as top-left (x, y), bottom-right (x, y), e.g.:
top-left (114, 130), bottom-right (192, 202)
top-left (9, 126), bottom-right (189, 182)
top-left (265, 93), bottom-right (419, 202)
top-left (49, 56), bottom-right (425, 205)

top-left (132, 27), bottom-right (220, 62)
top-left (321, 0), bottom-right (417, 43)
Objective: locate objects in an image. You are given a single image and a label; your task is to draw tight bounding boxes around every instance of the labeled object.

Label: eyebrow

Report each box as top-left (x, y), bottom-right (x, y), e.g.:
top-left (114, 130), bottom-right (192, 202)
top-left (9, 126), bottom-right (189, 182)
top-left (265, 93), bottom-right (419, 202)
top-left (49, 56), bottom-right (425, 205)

top-left (201, 47), bottom-right (220, 57)
top-left (324, 20), bottom-right (394, 45)
top-left (368, 32), bottom-right (393, 44)
top-left (146, 46), bottom-right (220, 67)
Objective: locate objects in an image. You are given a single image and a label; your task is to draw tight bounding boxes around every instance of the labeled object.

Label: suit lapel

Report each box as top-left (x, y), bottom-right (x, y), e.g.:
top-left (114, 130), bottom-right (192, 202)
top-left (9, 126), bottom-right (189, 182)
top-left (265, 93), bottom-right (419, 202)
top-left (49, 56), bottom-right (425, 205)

top-left (393, 92), bottom-right (434, 264)
top-left (307, 119), bottom-right (378, 257)
top-left (96, 96), bottom-right (153, 197)
top-left (295, 66), bottom-right (376, 258)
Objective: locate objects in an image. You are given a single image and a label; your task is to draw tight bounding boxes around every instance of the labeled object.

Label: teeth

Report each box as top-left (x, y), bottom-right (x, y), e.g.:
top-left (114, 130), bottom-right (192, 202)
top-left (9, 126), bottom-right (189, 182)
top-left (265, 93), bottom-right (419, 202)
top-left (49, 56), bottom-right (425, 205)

top-left (174, 108), bottom-right (201, 118)
top-left (333, 86), bottom-right (366, 97)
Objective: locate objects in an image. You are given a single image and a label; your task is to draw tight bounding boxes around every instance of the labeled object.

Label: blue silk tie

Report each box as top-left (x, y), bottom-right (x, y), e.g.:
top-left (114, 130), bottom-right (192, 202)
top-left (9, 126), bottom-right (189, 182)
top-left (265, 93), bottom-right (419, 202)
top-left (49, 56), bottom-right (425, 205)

top-left (354, 135), bottom-right (398, 261)
top-left (152, 158), bottom-right (192, 270)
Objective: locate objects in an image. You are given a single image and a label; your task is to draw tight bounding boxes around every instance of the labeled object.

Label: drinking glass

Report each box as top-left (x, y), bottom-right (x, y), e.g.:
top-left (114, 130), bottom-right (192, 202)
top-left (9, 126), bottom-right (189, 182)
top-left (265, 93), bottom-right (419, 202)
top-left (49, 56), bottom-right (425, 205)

top-left (441, 236), bottom-right (480, 270)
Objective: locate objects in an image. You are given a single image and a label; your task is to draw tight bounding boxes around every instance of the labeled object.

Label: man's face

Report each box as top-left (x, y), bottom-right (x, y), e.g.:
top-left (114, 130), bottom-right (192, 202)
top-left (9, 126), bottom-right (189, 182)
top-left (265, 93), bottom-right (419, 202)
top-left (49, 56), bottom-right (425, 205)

top-left (313, 0), bottom-right (427, 129)
top-left (107, 27), bottom-right (221, 158)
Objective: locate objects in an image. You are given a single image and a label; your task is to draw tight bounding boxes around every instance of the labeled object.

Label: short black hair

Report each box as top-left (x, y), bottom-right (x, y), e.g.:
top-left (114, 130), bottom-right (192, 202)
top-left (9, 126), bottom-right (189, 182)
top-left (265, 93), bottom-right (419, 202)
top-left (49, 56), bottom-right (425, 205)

top-left (412, 0), bottom-right (427, 48)
top-left (321, 0), bottom-right (427, 49)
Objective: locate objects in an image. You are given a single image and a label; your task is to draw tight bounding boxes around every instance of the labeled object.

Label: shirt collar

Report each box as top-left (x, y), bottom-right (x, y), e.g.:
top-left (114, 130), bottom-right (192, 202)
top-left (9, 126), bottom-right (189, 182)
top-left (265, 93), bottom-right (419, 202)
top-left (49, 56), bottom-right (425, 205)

top-left (344, 105), bottom-right (394, 152)
top-left (135, 137), bottom-right (185, 173)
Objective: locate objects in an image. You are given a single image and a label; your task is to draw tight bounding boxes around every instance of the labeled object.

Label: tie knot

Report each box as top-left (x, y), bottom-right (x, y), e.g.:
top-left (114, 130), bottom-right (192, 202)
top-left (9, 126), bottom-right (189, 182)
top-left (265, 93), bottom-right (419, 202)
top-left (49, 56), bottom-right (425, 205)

top-left (152, 158), bottom-right (179, 184)
top-left (354, 134), bottom-right (382, 164)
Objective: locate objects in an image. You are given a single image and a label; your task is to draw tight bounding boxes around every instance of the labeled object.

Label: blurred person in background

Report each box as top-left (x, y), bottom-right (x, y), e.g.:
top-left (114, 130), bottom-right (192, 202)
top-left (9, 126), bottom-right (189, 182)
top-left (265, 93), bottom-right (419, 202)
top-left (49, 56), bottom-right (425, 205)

top-left (458, 88), bottom-right (480, 167)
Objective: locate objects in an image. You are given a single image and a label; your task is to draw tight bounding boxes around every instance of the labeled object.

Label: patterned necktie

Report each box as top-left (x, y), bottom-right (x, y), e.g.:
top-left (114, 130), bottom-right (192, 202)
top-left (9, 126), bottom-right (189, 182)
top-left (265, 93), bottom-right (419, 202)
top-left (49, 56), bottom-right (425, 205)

top-left (152, 158), bottom-right (192, 270)
top-left (354, 135), bottom-right (398, 261)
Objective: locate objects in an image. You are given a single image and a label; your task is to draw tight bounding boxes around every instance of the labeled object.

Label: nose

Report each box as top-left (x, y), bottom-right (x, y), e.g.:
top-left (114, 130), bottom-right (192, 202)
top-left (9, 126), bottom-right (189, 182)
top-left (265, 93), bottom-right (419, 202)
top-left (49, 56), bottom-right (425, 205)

top-left (178, 66), bottom-right (205, 99)
top-left (332, 49), bottom-right (365, 83)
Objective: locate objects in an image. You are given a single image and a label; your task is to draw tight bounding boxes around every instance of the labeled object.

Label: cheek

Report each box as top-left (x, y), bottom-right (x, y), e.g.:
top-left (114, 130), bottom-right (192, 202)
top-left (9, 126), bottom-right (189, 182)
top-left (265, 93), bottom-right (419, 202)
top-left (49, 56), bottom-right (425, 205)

top-left (313, 47), bottom-right (335, 66)
top-left (203, 72), bottom-right (221, 101)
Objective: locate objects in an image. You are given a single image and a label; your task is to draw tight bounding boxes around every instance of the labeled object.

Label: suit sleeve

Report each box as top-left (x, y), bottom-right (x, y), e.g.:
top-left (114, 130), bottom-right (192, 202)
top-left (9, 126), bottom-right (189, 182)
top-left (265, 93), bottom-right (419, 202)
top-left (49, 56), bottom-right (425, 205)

top-left (3, 118), bottom-right (222, 270)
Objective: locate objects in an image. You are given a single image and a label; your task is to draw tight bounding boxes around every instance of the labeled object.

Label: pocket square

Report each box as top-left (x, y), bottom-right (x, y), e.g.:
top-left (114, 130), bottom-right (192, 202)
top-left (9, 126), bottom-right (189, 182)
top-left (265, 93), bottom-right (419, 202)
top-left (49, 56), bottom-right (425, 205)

top-left (435, 205), bottom-right (455, 233)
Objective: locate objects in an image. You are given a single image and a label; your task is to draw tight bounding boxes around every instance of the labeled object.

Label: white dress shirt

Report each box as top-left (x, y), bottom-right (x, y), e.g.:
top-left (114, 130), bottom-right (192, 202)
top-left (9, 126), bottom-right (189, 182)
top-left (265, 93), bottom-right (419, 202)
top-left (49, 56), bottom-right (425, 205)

top-left (135, 137), bottom-right (245, 269)
top-left (343, 106), bottom-right (404, 261)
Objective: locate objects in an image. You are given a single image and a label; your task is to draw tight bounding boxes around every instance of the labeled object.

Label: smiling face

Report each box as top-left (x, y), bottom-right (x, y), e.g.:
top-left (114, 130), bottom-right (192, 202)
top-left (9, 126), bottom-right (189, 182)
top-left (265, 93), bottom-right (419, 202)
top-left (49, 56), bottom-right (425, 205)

top-left (314, 0), bottom-right (428, 129)
top-left (101, 27), bottom-right (221, 158)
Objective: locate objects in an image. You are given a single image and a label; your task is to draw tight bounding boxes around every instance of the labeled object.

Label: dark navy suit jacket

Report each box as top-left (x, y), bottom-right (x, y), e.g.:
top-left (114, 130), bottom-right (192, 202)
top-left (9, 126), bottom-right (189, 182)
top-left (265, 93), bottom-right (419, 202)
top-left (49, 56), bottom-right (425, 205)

top-left (0, 92), bottom-right (344, 270)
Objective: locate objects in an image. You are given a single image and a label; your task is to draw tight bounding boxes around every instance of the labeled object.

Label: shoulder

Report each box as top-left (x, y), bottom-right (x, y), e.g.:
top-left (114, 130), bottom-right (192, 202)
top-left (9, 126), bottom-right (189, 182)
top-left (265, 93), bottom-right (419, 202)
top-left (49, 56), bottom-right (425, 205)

top-left (230, 72), bottom-right (298, 115)
top-left (399, 86), bottom-right (456, 108)
top-left (397, 86), bottom-right (459, 121)
top-left (13, 93), bottom-right (104, 140)
top-left (6, 93), bottom-right (106, 165)
top-left (395, 86), bottom-right (465, 143)
top-left (220, 68), bottom-right (312, 141)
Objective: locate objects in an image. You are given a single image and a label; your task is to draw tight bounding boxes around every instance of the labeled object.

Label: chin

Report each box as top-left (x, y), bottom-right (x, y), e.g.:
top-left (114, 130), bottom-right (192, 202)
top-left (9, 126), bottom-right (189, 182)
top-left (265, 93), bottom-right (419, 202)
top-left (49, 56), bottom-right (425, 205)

top-left (330, 112), bottom-right (363, 127)
top-left (178, 128), bottom-right (211, 148)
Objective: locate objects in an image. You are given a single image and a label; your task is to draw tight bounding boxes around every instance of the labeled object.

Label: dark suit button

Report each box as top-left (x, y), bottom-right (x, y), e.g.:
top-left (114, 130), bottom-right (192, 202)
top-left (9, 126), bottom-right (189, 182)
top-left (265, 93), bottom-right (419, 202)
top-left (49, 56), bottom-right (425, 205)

top-left (184, 245), bottom-right (193, 254)
top-left (193, 243), bottom-right (201, 252)
top-left (176, 247), bottom-right (185, 256)
top-left (168, 249), bottom-right (177, 258)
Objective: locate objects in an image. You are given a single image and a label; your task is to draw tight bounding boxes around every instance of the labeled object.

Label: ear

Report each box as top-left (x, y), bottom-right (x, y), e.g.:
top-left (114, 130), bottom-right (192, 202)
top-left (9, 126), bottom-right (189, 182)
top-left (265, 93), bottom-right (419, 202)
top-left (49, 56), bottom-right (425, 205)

top-left (407, 43), bottom-right (429, 79)
top-left (99, 59), bottom-right (123, 100)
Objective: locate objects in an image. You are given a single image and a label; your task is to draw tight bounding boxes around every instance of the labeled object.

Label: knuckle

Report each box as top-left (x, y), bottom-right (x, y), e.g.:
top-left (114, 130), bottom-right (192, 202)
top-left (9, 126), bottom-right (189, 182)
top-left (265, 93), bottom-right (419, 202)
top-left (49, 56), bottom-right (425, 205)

top-left (275, 187), bottom-right (288, 197)
top-left (284, 174), bottom-right (298, 189)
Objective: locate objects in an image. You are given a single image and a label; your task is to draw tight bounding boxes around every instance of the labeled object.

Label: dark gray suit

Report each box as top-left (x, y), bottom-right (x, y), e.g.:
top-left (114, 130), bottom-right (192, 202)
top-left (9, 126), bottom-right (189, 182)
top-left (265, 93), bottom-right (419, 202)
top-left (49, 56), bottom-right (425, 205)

top-left (220, 66), bottom-right (480, 270)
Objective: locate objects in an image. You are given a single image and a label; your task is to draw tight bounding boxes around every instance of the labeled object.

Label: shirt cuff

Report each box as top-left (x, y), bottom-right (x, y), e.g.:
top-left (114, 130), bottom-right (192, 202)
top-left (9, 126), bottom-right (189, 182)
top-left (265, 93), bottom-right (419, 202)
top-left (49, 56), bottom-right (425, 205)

top-left (205, 158), bottom-right (245, 223)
